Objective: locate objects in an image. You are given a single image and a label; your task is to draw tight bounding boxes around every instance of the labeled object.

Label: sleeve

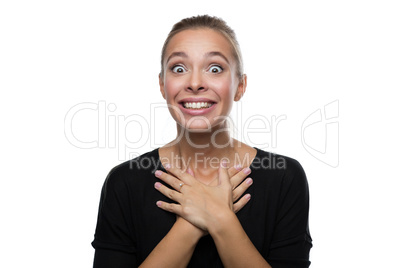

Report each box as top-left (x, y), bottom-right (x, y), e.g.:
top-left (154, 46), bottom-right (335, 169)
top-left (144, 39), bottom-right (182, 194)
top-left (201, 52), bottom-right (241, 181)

top-left (267, 159), bottom-right (313, 268)
top-left (92, 167), bottom-right (138, 268)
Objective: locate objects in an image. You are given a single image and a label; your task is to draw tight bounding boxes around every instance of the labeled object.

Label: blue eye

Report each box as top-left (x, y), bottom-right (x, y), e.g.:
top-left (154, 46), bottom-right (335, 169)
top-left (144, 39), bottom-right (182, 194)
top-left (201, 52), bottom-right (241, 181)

top-left (208, 65), bottom-right (223, 73)
top-left (172, 65), bottom-right (186, 73)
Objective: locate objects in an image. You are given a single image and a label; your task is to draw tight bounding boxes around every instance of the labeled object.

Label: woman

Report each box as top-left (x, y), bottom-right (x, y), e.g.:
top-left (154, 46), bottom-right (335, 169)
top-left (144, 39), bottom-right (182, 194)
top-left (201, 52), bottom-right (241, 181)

top-left (92, 15), bottom-right (312, 267)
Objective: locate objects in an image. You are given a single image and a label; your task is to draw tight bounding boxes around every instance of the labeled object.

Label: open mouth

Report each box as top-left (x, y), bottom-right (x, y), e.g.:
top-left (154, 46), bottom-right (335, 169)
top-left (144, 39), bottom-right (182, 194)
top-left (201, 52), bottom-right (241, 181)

top-left (180, 101), bottom-right (215, 110)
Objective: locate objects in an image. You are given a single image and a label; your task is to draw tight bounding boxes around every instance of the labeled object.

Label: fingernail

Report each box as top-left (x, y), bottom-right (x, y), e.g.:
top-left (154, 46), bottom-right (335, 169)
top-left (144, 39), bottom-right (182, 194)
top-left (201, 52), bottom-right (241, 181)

top-left (234, 164), bottom-right (242, 171)
top-left (155, 170), bottom-right (162, 177)
top-left (243, 167), bottom-right (251, 175)
top-left (221, 160), bottom-right (228, 168)
top-left (246, 178), bottom-right (253, 185)
top-left (156, 201), bottom-right (162, 207)
top-left (164, 163), bottom-right (171, 170)
top-left (245, 194), bottom-right (251, 200)
top-left (154, 182), bottom-right (161, 189)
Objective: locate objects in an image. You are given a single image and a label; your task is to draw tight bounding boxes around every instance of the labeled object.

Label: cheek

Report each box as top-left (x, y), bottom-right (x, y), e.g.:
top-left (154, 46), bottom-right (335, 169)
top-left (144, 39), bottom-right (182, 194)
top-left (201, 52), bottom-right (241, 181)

top-left (211, 76), bottom-right (236, 99)
top-left (163, 78), bottom-right (182, 101)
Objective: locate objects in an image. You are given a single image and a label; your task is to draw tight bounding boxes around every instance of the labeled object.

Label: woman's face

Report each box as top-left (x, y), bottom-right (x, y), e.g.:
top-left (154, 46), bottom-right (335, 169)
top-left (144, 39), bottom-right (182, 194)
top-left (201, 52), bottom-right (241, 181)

top-left (159, 28), bottom-right (246, 131)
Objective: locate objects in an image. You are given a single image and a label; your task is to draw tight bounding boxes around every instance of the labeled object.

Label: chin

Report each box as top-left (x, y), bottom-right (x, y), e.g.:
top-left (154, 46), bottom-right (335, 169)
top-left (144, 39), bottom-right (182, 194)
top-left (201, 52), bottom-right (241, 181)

top-left (180, 122), bottom-right (213, 132)
top-left (179, 118), bottom-right (227, 132)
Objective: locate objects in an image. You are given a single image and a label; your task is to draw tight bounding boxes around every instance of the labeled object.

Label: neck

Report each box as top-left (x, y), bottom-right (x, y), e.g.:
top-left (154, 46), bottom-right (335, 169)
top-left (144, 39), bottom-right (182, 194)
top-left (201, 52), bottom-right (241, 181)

top-left (170, 121), bottom-right (236, 171)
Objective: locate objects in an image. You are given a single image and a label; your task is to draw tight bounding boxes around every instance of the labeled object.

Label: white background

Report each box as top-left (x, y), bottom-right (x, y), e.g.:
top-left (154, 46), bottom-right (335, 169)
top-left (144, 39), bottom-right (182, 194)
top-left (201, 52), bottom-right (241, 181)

top-left (1, 0), bottom-right (401, 267)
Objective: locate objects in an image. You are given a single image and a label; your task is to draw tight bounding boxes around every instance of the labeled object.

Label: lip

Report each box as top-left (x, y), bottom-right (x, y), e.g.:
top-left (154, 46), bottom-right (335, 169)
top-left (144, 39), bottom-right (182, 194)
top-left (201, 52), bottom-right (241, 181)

top-left (178, 97), bottom-right (217, 116)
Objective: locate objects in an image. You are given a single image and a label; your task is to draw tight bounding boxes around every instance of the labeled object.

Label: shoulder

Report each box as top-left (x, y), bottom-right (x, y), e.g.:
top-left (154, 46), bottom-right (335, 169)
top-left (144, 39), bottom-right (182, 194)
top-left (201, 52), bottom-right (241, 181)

top-left (108, 148), bottom-right (159, 176)
top-left (101, 148), bottom-right (161, 195)
top-left (252, 147), bottom-right (308, 189)
top-left (252, 148), bottom-right (305, 174)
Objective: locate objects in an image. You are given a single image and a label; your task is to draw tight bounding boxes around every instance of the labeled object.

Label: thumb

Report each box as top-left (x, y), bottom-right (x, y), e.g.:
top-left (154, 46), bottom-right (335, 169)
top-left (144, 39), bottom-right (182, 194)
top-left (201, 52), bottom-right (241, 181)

top-left (218, 159), bottom-right (230, 186)
top-left (186, 167), bottom-right (194, 177)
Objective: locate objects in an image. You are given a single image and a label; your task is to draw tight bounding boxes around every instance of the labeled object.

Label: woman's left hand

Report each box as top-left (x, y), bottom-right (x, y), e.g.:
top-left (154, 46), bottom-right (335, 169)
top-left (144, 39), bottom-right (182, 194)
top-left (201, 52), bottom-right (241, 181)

top-left (154, 160), bottom-right (251, 232)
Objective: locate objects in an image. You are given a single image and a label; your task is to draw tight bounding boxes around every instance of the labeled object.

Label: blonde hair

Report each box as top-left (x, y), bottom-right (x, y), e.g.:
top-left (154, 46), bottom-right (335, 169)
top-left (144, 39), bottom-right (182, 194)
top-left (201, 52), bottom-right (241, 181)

top-left (160, 15), bottom-right (244, 79)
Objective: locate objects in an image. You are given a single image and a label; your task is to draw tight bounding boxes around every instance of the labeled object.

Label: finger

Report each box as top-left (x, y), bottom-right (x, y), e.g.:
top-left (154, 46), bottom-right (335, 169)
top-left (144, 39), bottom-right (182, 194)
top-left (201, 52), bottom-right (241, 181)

top-left (155, 170), bottom-right (184, 191)
top-left (187, 167), bottom-right (194, 177)
top-left (208, 178), bottom-right (218, 186)
top-left (218, 159), bottom-right (230, 186)
top-left (233, 194), bottom-right (251, 213)
top-left (228, 164), bottom-right (243, 178)
top-left (233, 177), bottom-right (253, 201)
top-left (154, 182), bottom-right (182, 202)
top-left (203, 165), bottom-right (241, 186)
top-left (231, 167), bottom-right (251, 189)
top-left (156, 200), bottom-right (182, 215)
top-left (163, 163), bottom-right (193, 185)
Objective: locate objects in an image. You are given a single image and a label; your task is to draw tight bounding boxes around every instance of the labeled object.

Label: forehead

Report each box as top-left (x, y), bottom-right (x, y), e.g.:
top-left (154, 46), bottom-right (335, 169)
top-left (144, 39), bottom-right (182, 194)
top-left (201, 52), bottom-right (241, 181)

top-left (165, 29), bottom-right (234, 61)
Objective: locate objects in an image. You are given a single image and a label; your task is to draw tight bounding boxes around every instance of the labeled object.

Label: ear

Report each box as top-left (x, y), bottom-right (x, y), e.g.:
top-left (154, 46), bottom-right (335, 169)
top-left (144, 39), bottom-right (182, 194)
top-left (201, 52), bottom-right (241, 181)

top-left (159, 73), bottom-right (166, 100)
top-left (234, 74), bottom-right (247, 101)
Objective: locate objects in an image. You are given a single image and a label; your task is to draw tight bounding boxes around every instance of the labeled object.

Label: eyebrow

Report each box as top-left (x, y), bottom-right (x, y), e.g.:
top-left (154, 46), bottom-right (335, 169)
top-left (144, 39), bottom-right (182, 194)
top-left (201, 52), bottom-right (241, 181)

top-left (166, 52), bottom-right (188, 64)
top-left (165, 51), bottom-right (230, 65)
top-left (205, 51), bottom-right (230, 64)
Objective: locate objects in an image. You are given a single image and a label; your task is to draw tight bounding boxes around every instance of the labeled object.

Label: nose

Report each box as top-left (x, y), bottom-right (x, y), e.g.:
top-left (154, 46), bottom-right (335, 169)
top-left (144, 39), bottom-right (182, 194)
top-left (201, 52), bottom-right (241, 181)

top-left (187, 70), bottom-right (206, 92)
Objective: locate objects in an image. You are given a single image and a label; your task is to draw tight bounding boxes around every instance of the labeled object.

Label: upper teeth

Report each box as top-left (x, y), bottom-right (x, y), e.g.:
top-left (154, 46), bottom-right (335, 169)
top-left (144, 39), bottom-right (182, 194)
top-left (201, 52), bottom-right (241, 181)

top-left (183, 102), bottom-right (212, 109)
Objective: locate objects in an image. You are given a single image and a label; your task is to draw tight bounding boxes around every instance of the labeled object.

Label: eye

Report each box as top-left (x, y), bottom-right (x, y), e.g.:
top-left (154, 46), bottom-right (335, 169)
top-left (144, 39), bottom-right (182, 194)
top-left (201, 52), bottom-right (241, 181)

top-left (208, 65), bottom-right (223, 73)
top-left (172, 65), bottom-right (186, 73)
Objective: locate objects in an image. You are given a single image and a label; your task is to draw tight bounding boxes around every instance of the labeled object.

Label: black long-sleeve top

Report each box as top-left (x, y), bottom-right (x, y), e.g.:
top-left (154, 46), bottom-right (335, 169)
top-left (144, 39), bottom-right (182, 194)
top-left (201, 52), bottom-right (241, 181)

top-left (92, 147), bottom-right (312, 267)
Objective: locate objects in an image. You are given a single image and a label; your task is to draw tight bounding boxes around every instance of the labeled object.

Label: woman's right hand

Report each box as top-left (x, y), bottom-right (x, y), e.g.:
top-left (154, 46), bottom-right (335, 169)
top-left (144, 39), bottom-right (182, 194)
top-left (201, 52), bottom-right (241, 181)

top-left (174, 165), bottom-right (252, 239)
top-left (186, 164), bottom-right (253, 213)
top-left (176, 165), bottom-right (252, 236)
